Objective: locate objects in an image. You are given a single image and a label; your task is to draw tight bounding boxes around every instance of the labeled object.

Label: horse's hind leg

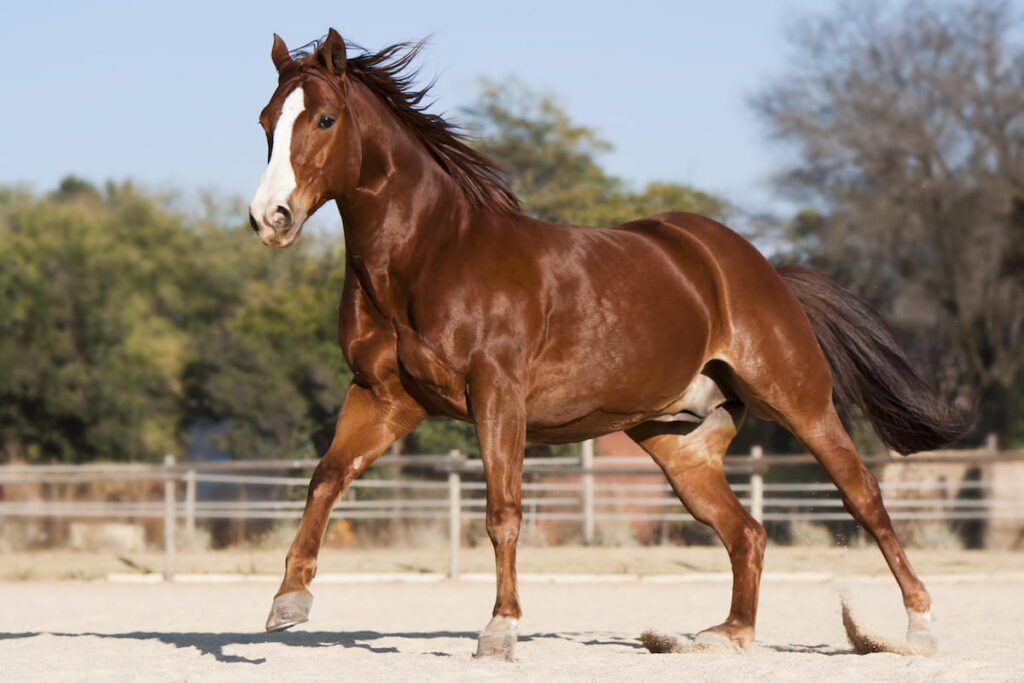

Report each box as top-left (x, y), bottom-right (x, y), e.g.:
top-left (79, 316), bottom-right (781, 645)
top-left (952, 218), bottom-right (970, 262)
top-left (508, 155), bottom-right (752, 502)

top-left (735, 331), bottom-right (934, 649)
top-left (779, 404), bottom-right (935, 650)
top-left (628, 403), bottom-right (765, 649)
top-left (468, 371), bottom-right (527, 661)
top-left (265, 383), bottom-right (423, 632)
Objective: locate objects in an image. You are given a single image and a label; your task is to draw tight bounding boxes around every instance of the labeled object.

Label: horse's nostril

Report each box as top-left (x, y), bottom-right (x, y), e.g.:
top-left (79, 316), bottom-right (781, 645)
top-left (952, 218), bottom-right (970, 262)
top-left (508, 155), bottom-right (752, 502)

top-left (274, 205), bottom-right (292, 227)
top-left (249, 212), bottom-right (260, 233)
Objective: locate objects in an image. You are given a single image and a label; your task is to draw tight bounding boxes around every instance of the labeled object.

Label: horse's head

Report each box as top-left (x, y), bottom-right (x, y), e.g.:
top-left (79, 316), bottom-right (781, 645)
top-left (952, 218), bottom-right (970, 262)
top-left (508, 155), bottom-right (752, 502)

top-left (249, 29), bottom-right (355, 247)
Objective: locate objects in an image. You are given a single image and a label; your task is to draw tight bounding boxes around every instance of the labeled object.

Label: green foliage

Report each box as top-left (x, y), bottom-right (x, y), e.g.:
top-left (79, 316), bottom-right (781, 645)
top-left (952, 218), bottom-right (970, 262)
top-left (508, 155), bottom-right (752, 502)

top-left (405, 418), bottom-right (480, 457)
top-left (462, 77), bottom-right (730, 226)
top-left (0, 178), bottom-right (349, 463)
top-left (180, 231), bottom-right (350, 461)
top-left (1, 181), bottom-right (189, 462)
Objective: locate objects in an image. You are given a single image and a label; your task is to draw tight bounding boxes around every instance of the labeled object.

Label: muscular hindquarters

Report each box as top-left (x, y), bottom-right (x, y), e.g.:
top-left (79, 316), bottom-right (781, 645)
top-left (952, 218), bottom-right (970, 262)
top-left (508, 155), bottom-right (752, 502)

top-left (650, 213), bottom-right (838, 423)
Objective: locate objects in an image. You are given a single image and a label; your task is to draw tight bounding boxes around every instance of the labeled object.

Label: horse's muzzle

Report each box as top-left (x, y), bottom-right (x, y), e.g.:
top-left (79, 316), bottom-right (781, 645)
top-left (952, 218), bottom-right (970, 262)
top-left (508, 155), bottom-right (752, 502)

top-left (249, 200), bottom-right (307, 248)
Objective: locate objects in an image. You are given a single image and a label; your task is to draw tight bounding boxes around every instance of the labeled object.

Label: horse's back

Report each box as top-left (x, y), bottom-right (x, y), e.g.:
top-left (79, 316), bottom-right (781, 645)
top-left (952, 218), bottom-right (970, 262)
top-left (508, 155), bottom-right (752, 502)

top-left (642, 211), bottom-right (815, 345)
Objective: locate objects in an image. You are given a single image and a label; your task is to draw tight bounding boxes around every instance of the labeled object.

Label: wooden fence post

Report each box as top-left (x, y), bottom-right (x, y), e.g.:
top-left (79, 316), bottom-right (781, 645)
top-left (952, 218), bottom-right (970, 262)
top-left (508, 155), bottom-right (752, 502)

top-left (447, 450), bottom-right (463, 579)
top-left (163, 454), bottom-right (176, 582)
top-left (184, 468), bottom-right (196, 538)
top-left (389, 441), bottom-right (402, 542)
top-left (750, 445), bottom-right (764, 525)
top-left (581, 439), bottom-right (595, 545)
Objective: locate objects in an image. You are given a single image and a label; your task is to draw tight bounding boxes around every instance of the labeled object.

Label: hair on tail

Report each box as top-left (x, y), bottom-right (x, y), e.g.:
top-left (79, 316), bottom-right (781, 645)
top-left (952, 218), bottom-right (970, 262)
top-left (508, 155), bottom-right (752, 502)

top-left (777, 265), bottom-right (973, 455)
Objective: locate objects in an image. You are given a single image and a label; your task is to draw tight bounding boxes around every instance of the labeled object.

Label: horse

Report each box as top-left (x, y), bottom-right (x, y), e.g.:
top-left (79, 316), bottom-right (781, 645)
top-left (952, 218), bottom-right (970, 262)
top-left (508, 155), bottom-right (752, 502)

top-left (248, 29), bottom-right (970, 659)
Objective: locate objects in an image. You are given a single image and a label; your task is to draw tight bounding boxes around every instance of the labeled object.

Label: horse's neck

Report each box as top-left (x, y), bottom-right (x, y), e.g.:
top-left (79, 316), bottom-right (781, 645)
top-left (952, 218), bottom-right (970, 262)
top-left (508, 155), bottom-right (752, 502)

top-left (336, 84), bottom-right (473, 288)
top-left (337, 159), bottom-right (469, 273)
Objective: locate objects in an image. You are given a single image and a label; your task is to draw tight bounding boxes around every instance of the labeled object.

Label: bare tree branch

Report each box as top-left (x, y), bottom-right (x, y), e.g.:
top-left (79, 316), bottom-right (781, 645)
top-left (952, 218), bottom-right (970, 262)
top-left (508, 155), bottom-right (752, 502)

top-left (753, 0), bottom-right (1024, 440)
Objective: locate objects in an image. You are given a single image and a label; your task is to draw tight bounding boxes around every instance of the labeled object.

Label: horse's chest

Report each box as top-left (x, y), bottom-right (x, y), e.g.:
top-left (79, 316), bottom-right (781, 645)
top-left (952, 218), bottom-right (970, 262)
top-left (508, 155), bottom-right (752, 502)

top-left (394, 325), bottom-right (468, 417)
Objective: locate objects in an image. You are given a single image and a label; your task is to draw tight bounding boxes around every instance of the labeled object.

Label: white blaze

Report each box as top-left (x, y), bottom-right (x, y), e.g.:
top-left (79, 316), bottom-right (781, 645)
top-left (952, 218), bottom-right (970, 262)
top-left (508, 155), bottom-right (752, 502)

top-left (251, 87), bottom-right (306, 230)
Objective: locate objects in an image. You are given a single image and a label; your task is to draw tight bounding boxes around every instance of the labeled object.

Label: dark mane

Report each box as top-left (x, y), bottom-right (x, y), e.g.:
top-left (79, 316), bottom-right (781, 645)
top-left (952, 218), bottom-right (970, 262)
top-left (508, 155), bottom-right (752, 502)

top-left (292, 39), bottom-right (522, 216)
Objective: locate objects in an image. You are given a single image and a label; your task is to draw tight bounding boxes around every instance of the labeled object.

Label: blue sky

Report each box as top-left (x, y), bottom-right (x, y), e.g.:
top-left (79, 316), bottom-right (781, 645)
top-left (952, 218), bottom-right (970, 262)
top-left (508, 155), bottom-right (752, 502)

top-left (2, 1), bottom-right (841, 220)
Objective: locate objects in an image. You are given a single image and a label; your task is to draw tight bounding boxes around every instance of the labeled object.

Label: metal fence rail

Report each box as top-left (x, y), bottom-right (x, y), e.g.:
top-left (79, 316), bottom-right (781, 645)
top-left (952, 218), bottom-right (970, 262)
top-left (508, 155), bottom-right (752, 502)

top-left (2, 442), bottom-right (1022, 580)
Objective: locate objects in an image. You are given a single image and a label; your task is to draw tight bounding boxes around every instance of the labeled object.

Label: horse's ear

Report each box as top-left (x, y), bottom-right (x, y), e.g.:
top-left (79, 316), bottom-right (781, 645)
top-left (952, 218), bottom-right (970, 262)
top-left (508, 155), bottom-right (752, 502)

top-left (271, 34), bottom-right (292, 72)
top-left (320, 28), bottom-right (347, 73)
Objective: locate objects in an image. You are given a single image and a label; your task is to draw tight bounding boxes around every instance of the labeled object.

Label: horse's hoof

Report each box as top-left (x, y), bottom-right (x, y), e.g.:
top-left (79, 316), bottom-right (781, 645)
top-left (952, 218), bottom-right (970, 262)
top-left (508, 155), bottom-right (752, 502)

top-left (906, 609), bottom-right (937, 656)
top-left (695, 621), bottom-right (754, 652)
top-left (907, 630), bottom-right (938, 656)
top-left (694, 630), bottom-right (741, 653)
top-left (474, 615), bottom-right (518, 661)
top-left (475, 631), bottom-right (517, 660)
top-left (265, 591), bottom-right (312, 632)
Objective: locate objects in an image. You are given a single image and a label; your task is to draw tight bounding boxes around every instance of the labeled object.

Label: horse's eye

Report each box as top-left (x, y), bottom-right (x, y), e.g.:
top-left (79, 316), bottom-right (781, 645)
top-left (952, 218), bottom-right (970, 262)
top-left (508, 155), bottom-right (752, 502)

top-left (318, 115), bottom-right (336, 129)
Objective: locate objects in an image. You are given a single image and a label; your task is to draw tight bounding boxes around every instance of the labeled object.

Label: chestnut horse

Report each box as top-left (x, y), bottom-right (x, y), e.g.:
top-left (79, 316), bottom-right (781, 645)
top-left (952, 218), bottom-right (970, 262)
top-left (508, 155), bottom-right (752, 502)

top-left (249, 30), bottom-right (969, 659)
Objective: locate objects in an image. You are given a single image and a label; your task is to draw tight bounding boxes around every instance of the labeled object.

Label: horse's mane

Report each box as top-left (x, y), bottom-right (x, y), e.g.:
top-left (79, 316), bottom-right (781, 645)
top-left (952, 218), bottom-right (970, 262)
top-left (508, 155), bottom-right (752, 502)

top-left (291, 39), bottom-right (522, 217)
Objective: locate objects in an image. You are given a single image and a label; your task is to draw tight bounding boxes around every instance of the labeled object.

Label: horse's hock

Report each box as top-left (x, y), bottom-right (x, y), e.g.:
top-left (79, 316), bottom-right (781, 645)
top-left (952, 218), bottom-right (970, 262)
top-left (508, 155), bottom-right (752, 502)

top-left (879, 455), bottom-right (1024, 550)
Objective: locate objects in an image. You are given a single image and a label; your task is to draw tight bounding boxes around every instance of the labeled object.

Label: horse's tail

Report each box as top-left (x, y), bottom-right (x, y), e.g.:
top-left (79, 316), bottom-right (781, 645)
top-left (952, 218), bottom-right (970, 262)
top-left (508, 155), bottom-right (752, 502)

top-left (777, 265), bottom-right (972, 455)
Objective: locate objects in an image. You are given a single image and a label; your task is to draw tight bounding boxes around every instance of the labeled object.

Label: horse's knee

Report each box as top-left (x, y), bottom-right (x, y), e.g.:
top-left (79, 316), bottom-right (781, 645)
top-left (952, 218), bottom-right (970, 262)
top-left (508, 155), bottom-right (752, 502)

top-left (486, 502), bottom-right (522, 544)
top-left (310, 458), bottom-right (343, 487)
top-left (310, 451), bottom-right (368, 498)
top-left (742, 521), bottom-right (767, 558)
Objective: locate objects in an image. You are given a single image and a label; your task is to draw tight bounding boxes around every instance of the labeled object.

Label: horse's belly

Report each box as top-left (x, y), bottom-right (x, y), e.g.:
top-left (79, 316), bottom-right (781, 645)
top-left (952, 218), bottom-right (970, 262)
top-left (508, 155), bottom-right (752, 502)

top-left (524, 311), bottom-right (711, 443)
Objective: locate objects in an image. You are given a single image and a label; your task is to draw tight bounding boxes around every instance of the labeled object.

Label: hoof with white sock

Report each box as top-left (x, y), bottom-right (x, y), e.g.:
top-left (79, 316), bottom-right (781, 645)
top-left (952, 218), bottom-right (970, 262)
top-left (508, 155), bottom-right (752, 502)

top-left (266, 591), bottom-right (313, 632)
top-left (906, 609), bottom-right (937, 656)
top-left (474, 615), bottom-right (518, 661)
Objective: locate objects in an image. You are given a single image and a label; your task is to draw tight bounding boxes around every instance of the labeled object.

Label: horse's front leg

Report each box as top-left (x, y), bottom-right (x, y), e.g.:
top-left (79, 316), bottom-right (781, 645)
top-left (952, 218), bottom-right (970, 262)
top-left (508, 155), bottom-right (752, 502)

top-left (470, 376), bottom-right (526, 661)
top-left (265, 383), bottom-right (423, 632)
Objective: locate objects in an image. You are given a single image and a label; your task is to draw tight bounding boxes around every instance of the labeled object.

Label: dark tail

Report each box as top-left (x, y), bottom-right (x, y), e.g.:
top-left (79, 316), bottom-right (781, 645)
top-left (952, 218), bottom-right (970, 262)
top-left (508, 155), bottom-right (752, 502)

top-left (777, 265), bottom-right (972, 455)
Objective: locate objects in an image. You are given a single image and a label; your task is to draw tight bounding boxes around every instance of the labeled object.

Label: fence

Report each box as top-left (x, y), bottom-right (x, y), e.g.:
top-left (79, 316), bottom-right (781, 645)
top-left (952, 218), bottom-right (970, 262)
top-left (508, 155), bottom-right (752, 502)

top-left (1, 439), bottom-right (1023, 580)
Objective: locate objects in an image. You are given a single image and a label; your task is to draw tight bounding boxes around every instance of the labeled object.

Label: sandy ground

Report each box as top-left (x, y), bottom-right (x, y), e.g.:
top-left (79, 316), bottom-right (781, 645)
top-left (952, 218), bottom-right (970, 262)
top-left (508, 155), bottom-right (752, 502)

top-left (3, 545), bottom-right (1023, 581)
top-left (2, 576), bottom-right (1023, 682)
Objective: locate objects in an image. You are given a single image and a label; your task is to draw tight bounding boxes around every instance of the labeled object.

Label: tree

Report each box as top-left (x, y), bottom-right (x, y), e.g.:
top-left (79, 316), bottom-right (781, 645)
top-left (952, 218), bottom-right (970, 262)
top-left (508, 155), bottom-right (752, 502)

top-left (0, 181), bottom-right (191, 462)
top-left (752, 0), bottom-right (1024, 443)
top-left (179, 231), bottom-right (351, 461)
top-left (462, 78), bottom-right (730, 226)
top-left (0, 179), bottom-right (352, 463)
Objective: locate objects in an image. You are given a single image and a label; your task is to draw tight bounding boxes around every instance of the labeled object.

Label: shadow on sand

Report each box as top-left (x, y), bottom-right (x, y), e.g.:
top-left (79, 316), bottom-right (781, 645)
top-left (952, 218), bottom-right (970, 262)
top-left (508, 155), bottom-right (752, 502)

top-left (0, 629), bottom-right (856, 663)
top-left (0, 629), bottom-right (655, 664)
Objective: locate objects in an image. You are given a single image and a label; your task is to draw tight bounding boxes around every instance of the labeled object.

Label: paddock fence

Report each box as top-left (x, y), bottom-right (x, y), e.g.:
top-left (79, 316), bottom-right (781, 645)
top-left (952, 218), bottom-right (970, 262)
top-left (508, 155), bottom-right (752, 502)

top-left (1, 437), bottom-right (1022, 580)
